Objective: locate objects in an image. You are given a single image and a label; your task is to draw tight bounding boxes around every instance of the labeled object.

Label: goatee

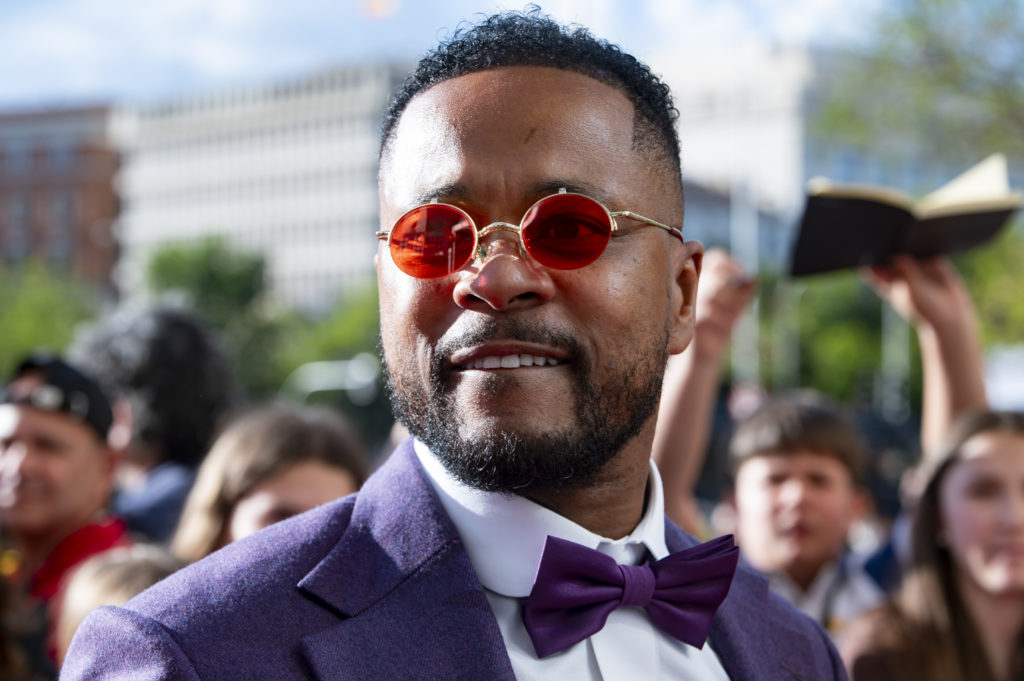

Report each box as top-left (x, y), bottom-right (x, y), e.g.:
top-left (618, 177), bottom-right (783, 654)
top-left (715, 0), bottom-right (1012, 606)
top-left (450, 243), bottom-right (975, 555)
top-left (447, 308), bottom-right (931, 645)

top-left (382, 318), bottom-right (666, 494)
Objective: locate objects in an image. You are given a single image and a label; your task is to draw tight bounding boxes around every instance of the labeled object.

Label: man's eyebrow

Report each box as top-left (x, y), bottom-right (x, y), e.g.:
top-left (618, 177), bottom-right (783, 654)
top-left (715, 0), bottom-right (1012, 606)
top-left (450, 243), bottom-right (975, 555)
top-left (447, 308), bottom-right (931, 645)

top-left (412, 182), bottom-right (466, 205)
top-left (415, 179), bottom-right (613, 207)
top-left (528, 179), bottom-right (611, 203)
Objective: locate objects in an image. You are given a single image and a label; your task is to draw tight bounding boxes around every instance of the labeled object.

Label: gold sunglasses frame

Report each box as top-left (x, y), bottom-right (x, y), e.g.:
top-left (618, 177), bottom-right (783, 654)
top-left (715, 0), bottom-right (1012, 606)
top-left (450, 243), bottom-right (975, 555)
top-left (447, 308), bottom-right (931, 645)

top-left (376, 188), bottom-right (683, 275)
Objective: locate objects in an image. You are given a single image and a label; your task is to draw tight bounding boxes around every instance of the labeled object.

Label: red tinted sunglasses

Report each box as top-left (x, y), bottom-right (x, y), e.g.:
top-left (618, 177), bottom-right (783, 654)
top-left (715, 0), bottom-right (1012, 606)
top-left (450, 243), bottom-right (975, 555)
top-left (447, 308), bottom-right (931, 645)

top-left (376, 189), bottom-right (684, 279)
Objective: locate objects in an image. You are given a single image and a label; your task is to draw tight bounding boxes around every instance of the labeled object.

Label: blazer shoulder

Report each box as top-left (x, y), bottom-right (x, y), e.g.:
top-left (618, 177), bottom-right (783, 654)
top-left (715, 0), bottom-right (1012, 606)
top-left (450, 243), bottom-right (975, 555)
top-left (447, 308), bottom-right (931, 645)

top-left (714, 564), bottom-right (849, 680)
top-left (129, 494), bottom-right (358, 626)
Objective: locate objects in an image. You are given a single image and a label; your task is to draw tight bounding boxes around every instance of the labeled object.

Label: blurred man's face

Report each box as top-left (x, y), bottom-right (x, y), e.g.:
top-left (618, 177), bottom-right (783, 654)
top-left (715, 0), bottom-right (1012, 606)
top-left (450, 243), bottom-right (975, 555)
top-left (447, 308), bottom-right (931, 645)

top-left (375, 66), bottom-right (700, 494)
top-left (734, 450), bottom-right (864, 589)
top-left (0, 401), bottom-right (114, 543)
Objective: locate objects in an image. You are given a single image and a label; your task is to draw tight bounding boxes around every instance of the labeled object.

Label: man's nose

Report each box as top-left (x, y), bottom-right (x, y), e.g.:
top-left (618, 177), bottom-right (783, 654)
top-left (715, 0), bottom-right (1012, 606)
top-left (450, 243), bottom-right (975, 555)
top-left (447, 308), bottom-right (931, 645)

top-left (453, 227), bottom-right (556, 311)
top-left (778, 479), bottom-right (810, 507)
top-left (1000, 489), bottom-right (1024, 528)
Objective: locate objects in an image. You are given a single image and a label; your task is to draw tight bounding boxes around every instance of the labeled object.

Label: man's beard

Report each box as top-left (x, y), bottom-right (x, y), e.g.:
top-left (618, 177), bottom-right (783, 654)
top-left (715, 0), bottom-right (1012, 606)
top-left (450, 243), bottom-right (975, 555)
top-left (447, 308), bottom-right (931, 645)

top-left (383, 318), bottom-right (667, 495)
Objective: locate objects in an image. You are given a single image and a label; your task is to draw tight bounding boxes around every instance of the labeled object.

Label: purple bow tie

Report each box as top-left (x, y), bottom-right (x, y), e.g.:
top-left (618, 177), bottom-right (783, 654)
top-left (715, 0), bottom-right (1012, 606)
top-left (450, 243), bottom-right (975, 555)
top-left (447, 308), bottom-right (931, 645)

top-left (521, 534), bottom-right (739, 658)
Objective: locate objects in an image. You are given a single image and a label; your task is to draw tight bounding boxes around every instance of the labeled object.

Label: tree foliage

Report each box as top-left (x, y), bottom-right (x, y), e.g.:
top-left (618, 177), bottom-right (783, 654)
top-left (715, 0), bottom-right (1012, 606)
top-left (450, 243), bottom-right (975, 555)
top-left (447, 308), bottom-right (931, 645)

top-left (275, 282), bottom-right (380, 377)
top-left (957, 224), bottom-right (1024, 347)
top-left (145, 237), bottom-right (384, 412)
top-left (0, 259), bottom-right (97, 376)
top-left (148, 237), bottom-right (265, 325)
top-left (813, 0), bottom-right (1024, 165)
top-left (146, 237), bottom-right (284, 397)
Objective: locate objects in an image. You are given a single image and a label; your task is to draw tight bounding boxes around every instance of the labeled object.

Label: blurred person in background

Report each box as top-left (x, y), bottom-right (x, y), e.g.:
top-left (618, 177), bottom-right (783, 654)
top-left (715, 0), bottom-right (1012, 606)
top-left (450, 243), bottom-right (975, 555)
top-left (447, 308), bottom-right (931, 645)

top-left (727, 391), bottom-right (884, 641)
top-left (652, 247), bottom-right (757, 537)
top-left (859, 255), bottom-right (989, 591)
top-left (653, 252), bottom-right (987, 640)
top-left (53, 544), bottom-right (183, 668)
top-left (0, 354), bottom-right (129, 677)
top-left (843, 410), bottom-right (1024, 681)
top-left (69, 304), bottom-right (240, 544)
top-left (172, 403), bottom-right (369, 563)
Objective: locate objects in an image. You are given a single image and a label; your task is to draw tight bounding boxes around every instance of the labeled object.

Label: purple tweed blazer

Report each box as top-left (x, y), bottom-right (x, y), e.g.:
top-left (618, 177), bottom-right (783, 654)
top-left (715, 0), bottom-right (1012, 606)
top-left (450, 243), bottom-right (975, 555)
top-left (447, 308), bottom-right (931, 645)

top-left (61, 439), bottom-right (847, 680)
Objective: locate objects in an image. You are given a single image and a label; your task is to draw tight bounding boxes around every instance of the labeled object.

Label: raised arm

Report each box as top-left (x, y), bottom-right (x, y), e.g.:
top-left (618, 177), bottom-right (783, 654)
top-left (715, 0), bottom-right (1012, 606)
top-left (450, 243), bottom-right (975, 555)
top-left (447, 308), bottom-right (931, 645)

top-left (863, 255), bottom-right (987, 459)
top-left (653, 248), bottom-right (757, 535)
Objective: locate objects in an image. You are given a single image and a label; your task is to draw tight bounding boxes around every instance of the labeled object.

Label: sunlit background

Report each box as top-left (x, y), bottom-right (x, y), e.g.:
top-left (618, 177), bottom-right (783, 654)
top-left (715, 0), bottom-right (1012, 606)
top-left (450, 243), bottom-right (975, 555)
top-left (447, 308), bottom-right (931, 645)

top-left (1, 0), bottom-right (1022, 485)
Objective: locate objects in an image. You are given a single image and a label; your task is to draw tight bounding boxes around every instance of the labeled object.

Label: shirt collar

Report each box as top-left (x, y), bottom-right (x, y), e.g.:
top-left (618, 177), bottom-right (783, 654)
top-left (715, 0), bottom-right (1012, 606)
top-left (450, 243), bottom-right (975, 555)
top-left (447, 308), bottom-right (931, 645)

top-left (414, 439), bottom-right (668, 598)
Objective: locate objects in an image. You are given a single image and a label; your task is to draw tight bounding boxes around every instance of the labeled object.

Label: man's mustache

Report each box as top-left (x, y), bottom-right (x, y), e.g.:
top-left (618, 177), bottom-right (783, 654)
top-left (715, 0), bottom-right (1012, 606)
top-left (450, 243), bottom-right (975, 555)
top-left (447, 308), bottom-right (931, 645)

top-left (431, 318), bottom-right (584, 373)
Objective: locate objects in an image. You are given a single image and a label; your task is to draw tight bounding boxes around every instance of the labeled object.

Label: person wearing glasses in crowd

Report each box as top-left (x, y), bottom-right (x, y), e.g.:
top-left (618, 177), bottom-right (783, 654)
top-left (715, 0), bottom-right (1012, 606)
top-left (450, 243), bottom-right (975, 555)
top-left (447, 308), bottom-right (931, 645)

top-left (0, 354), bottom-right (129, 678)
top-left (62, 11), bottom-right (845, 680)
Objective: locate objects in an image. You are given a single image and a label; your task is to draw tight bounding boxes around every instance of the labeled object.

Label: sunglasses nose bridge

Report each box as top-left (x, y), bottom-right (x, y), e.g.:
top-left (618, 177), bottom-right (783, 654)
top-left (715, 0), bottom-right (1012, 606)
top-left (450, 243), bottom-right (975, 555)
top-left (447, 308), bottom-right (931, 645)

top-left (474, 222), bottom-right (526, 261)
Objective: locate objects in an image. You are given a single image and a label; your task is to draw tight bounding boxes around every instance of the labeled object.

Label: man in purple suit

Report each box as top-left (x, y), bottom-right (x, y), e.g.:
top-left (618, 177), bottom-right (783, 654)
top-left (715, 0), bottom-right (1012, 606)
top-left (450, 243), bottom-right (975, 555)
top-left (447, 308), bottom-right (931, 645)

top-left (62, 10), bottom-right (846, 680)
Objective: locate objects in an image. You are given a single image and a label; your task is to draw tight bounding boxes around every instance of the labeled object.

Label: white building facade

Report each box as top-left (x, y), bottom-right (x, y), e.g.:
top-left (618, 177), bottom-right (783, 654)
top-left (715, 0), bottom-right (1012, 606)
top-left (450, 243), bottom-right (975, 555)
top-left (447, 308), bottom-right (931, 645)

top-left (116, 63), bottom-right (409, 311)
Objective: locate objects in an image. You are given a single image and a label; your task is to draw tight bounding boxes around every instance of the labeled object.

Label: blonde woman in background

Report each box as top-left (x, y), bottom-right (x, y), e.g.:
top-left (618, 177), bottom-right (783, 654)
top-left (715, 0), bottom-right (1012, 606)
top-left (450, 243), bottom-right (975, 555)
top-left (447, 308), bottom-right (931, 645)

top-left (843, 410), bottom-right (1024, 681)
top-left (56, 544), bottom-right (183, 667)
top-left (172, 404), bottom-right (370, 563)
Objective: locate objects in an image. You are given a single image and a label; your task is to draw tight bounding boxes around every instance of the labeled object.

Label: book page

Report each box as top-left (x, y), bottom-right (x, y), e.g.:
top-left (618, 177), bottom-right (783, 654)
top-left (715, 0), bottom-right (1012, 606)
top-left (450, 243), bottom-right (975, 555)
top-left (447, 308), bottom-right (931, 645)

top-left (916, 153), bottom-right (1015, 213)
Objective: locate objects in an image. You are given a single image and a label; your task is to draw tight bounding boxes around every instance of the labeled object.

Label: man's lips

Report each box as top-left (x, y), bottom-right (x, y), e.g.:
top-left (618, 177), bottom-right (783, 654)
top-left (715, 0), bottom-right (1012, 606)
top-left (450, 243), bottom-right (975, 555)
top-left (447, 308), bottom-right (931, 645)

top-left (778, 522), bottom-right (811, 538)
top-left (448, 343), bottom-right (570, 371)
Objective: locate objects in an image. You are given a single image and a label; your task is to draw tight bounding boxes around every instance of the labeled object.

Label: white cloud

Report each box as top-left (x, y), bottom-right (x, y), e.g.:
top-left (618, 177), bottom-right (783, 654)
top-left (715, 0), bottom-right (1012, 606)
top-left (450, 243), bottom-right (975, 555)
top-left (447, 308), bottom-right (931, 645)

top-left (0, 0), bottom-right (878, 107)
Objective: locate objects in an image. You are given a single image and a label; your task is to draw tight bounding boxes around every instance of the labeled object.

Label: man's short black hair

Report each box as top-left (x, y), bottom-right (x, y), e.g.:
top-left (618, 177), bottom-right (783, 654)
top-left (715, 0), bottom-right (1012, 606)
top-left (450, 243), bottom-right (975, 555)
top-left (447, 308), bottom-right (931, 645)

top-left (69, 305), bottom-right (239, 468)
top-left (380, 9), bottom-right (681, 185)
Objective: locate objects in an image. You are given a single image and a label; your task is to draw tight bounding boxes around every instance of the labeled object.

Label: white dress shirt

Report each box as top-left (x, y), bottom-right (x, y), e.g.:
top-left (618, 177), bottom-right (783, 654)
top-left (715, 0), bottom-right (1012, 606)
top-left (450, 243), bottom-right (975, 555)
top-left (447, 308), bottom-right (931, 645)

top-left (415, 440), bottom-right (731, 681)
top-left (768, 555), bottom-right (884, 645)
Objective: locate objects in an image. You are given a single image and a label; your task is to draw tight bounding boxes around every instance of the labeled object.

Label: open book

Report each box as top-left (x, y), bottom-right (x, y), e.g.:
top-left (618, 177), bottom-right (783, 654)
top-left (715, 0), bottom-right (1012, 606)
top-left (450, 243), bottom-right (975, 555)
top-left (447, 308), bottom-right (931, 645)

top-left (789, 154), bottom-right (1022, 277)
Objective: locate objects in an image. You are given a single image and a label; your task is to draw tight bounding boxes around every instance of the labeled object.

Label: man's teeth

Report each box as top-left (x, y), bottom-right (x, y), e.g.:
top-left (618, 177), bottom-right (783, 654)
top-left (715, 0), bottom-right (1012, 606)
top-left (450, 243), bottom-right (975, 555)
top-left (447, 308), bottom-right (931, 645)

top-left (466, 354), bottom-right (559, 369)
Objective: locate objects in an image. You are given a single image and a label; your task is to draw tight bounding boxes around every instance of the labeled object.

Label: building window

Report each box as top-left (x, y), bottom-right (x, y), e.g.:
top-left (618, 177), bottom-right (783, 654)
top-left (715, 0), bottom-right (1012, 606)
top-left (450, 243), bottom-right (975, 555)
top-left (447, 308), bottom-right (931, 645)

top-left (47, 191), bottom-right (74, 263)
top-left (4, 141), bottom-right (33, 174)
top-left (47, 141), bottom-right (76, 171)
top-left (4, 195), bottom-right (31, 261)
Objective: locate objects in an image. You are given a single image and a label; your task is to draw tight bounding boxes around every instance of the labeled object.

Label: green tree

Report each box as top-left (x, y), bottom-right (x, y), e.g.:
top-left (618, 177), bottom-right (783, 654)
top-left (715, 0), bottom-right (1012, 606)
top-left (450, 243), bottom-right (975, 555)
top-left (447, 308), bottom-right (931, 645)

top-left (755, 271), bottom-right (892, 404)
top-left (0, 259), bottom-right (97, 376)
top-left (148, 237), bottom-right (265, 324)
top-left (957, 225), bottom-right (1024, 347)
top-left (147, 237), bottom-right (281, 397)
top-left (813, 0), bottom-right (1024, 165)
top-left (275, 282), bottom-right (380, 378)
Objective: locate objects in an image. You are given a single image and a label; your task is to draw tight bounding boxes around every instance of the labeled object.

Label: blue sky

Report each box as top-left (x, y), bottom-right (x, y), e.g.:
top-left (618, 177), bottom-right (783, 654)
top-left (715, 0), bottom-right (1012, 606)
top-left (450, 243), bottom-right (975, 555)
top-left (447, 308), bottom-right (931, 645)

top-left (0, 0), bottom-right (879, 109)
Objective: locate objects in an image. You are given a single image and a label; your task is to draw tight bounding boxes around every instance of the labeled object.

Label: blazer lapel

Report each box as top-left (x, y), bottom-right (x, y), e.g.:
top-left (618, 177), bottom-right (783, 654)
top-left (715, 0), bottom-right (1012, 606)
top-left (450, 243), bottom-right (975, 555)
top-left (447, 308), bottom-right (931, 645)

top-left (296, 441), bottom-right (516, 681)
top-left (665, 523), bottom-right (819, 681)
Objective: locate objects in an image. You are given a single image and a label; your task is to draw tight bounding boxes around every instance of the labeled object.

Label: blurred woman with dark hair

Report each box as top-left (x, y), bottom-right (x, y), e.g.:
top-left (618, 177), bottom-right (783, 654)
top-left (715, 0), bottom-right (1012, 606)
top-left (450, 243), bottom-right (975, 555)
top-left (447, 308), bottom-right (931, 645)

top-left (171, 404), bottom-right (369, 563)
top-left (844, 410), bottom-right (1024, 681)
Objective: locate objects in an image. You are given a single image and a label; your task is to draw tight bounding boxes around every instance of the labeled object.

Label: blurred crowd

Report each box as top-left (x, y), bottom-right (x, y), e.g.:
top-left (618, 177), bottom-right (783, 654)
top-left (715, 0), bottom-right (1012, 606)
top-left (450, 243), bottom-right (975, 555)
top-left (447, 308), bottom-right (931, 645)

top-left (1, 251), bottom-right (1022, 680)
top-left (0, 306), bottom-right (372, 679)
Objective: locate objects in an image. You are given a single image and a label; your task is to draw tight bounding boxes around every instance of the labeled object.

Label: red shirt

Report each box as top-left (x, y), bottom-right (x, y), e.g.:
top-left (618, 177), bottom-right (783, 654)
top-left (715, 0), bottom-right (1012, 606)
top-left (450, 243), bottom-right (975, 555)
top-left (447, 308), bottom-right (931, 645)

top-left (27, 516), bottom-right (132, 663)
top-left (29, 516), bottom-right (132, 603)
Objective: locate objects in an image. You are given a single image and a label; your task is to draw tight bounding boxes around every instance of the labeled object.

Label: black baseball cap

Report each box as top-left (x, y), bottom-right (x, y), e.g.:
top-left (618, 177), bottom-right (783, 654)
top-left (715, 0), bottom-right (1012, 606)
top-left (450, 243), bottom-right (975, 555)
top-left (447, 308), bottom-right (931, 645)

top-left (1, 353), bottom-right (114, 441)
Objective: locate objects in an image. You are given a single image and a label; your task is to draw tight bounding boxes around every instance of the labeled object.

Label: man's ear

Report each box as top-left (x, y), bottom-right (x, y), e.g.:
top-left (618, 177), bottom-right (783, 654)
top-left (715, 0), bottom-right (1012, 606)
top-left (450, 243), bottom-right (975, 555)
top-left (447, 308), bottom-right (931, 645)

top-left (668, 240), bottom-right (704, 355)
top-left (107, 398), bottom-right (133, 453)
top-left (850, 488), bottom-right (871, 523)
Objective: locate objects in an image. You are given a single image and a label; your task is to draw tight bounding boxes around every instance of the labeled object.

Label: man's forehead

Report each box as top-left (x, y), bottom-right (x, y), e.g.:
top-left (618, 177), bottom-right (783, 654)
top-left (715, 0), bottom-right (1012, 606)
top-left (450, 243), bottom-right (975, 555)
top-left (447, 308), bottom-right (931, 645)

top-left (396, 66), bottom-right (634, 141)
top-left (0, 401), bottom-right (97, 444)
top-left (380, 66), bottom-right (640, 203)
top-left (6, 371), bottom-right (44, 395)
top-left (744, 450), bottom-right (851, 472)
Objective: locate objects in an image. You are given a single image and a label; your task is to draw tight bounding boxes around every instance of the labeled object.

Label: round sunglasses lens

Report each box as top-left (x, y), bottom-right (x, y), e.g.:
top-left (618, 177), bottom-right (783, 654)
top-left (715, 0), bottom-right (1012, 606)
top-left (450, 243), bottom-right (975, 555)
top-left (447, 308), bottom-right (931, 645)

top-left (521, 194), bottom-right (612, 269)
top-left (389, 205), bottom-right (476, 278)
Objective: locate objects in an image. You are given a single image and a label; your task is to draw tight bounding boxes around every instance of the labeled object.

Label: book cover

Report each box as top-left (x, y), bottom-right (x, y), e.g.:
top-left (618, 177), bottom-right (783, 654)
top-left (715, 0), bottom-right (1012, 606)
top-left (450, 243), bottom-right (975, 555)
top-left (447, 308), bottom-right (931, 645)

top-left (789, 154), bottom-right (1022, 277)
